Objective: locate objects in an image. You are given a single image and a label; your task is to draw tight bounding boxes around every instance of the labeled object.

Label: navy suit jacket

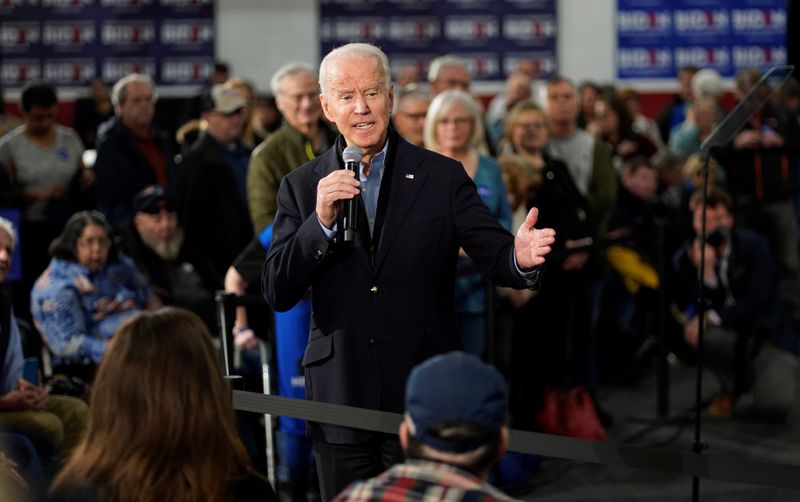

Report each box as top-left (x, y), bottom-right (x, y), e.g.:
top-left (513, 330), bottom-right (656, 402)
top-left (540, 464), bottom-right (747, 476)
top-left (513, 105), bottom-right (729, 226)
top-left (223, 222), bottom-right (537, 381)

top-left (263, 129), bottom-right (537, 443)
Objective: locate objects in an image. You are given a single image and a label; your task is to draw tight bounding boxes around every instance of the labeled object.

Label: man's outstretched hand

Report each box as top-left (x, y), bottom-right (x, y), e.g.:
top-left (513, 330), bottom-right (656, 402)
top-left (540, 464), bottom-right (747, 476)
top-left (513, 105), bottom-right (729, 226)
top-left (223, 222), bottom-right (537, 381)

top-left (514, 207), bottom-right (556, 270)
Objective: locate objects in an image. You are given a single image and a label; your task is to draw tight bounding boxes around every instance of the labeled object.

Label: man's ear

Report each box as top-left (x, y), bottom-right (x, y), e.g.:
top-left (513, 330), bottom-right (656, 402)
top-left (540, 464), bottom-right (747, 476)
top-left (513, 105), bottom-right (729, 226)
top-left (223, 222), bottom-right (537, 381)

top-left (399, 419), bottom-right (410, 451)
top-left (497, 426), bottom-right (509, 461)
top-left (275, 96), bottom-right (285, 115)
top-left (133, 213), bottom-right (145, 233)
top-left (320, 94), bottom-right (335, 123)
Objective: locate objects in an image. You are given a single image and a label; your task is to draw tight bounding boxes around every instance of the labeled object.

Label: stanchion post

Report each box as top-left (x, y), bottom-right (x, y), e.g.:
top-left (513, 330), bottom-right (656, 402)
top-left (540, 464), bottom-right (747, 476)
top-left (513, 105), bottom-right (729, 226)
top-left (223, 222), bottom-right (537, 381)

top-left (655, 217), bottom-right (670, 418)
top-left (215, 290), bottom-right (235, 377)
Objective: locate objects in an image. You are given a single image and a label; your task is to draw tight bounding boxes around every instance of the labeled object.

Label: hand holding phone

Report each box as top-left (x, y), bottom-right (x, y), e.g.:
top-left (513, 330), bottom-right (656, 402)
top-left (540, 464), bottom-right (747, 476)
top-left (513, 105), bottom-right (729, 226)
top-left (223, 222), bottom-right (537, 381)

top-left (21, 357), bottom-right (39, 385)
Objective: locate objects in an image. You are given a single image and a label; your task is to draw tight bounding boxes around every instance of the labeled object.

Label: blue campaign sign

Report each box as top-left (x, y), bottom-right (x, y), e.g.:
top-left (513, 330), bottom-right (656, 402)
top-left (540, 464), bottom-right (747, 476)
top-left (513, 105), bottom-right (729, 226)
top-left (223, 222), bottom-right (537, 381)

top-left (617, 0), bottom-right (787, 79)
top-left (0, 0), bottom-right (215, 90)
top-left (320, 0), bottom-right (558, 82)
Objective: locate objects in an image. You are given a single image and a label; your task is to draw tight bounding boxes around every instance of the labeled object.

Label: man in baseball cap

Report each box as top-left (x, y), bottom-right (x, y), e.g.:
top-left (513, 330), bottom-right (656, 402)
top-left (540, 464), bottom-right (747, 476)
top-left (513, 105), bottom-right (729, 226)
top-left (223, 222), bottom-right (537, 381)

top-left (334, 352), bottom-right (515, 501)
top-left (175, 82), bottom-right (254, 281)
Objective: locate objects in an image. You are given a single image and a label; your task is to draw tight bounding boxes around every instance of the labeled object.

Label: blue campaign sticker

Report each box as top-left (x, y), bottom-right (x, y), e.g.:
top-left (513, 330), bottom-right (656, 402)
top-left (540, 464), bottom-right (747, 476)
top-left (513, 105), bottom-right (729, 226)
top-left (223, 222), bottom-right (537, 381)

top-left (56, 147), bottom-right (69, 161)
top-left (477, 184), bottom-right (493, 200)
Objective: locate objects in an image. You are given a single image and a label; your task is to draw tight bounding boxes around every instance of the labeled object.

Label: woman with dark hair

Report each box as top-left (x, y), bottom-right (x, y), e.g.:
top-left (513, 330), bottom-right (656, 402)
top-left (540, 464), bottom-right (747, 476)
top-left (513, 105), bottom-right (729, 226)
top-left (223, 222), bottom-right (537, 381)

top-left (594, 92), bottom-right (658, 173)
top-left (577, 80), bottom-right (601, 134)
top-left (49, 307), bottom-right (278, 502)
top-left (73, 78), bottom-right (113, 149)
top-left (30, 211), bottom-right (155, 374)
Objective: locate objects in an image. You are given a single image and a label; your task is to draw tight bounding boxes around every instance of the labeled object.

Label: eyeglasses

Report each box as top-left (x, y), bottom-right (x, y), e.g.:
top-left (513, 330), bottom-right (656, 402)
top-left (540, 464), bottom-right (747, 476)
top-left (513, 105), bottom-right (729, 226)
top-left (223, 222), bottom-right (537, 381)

top-left (282, 92), bottom-right (319, 104)
top-left (399, 111), bottom-right (427, 121)
top-left (516, 122), bottom-right (546, 130)
top-left (437, 116), bottom-right (473, 127)
top-left (77, 237), bottom-right (111, 248)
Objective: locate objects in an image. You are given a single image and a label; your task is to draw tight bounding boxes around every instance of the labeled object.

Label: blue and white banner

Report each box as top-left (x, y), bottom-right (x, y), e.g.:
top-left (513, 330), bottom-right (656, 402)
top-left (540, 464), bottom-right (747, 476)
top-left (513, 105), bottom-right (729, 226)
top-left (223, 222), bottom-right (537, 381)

top-left (320, 0), bottom-right (558, 82)
top-left (617, 0), bottom-right (787, 79)
top-left (0, 0), bottom-right (215, 89)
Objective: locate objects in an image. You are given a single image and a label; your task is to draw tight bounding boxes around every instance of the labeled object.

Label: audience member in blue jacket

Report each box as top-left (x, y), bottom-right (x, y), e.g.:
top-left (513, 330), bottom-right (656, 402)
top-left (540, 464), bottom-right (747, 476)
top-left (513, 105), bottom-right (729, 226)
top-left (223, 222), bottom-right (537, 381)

top-left (31, 211), bottom-right (155, 371)
top-left (424, 90), bottom-right (512, 357)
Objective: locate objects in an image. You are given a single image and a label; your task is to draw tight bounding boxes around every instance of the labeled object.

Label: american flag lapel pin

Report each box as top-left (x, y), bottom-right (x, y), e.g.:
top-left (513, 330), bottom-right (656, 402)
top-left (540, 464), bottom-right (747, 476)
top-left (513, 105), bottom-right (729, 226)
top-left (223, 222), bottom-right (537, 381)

top-left (405, 173), bottom-right (415, 180)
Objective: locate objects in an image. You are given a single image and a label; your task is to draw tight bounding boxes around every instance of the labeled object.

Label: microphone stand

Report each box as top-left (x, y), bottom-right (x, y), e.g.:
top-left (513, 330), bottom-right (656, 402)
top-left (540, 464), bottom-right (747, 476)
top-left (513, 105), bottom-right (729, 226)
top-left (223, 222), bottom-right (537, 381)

top-left (691, 148), bottom-right (712, 500)
top-left (689, 65), bottom-right (794, 502)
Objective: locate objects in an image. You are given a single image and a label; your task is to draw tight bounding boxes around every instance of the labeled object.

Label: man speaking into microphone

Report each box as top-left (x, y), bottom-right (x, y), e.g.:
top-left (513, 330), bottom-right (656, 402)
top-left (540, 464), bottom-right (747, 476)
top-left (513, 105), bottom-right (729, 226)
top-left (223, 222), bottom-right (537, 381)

top-left (263, 43), bottom-right (555, 500)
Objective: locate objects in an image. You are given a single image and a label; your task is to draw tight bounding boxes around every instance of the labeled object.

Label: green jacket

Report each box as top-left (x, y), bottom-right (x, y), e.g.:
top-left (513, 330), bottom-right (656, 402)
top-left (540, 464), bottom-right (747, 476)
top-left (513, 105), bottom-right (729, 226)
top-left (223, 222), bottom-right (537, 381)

top-left (247, 122), bottom-right (337, 233)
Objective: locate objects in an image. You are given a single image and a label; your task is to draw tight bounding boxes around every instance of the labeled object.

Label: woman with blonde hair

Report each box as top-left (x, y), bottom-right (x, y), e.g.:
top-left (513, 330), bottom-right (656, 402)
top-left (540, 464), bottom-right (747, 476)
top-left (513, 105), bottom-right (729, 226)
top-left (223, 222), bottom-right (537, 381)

top-left (227, 78), bottom-right (262, 149)
top-left (49, 307), bottom-right (277, 502)
top-left (498, 101), bottom-right (600, 432)
top-left (423, 90), bottom-right (511, 358)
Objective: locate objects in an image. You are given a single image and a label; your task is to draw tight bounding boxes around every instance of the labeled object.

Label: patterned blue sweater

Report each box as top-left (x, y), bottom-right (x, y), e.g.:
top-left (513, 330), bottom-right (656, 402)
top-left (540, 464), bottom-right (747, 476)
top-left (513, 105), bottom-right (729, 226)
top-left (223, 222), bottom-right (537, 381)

top-left (31, 256), bottom-right (150, 366)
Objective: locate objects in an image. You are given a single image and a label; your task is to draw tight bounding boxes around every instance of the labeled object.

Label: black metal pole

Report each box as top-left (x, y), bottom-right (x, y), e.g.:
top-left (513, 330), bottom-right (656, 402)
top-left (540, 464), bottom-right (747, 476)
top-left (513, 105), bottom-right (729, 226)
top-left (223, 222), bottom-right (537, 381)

top-left (691, 151), bottom-right (712, 502)
top-left (655, 217), bottom-right (669, 418)
top-left (215, 290), bottom-right (234, 377)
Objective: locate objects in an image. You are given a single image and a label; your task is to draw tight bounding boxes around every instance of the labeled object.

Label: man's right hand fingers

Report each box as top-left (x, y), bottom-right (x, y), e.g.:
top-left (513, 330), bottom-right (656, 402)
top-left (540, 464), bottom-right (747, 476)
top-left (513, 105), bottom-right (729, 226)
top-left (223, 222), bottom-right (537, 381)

top-left (319, 171), bottom-right (360, 199)
top-left (317, 170), bottom-right (362, 227)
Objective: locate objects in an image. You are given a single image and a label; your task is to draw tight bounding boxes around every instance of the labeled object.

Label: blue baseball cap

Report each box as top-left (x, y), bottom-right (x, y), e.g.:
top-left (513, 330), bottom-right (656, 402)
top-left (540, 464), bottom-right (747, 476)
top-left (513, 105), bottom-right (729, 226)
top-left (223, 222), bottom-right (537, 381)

top-left (405, 351), bottom-right (507, 453)
top-left (133, 185), bottom-right (175, 215)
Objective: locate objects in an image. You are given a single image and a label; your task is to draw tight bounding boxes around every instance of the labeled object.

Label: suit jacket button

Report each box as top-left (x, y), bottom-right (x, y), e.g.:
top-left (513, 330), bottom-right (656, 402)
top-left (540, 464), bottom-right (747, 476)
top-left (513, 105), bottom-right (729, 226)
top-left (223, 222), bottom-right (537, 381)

top-left (369, 286), bottom-right (378, 295)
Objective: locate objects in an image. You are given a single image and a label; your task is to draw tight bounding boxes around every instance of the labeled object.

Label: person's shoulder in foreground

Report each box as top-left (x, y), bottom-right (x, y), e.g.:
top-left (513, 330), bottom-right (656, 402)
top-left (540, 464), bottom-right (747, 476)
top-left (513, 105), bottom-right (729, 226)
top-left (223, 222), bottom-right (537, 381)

top-left (334, 459), bottom-right (518, 502)
top-left (334, 351), bottom-right (520, 502)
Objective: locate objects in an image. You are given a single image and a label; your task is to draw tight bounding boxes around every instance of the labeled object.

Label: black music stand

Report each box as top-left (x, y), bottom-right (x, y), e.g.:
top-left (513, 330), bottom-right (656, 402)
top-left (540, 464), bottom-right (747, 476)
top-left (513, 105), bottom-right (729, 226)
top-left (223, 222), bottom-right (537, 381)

top-left (691, 64), bottom-right (794, 502)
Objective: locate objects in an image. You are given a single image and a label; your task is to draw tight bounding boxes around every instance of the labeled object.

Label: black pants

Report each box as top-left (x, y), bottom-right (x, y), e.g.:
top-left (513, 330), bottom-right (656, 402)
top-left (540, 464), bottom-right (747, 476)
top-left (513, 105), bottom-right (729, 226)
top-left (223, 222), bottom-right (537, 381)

top-left (313, 434), bottom-right (403, 501)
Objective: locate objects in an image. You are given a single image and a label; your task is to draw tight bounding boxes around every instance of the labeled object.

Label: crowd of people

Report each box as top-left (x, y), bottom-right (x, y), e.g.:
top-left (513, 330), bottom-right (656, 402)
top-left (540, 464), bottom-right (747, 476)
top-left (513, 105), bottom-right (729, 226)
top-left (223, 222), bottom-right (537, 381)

top-left (0, 42), bottom-right (798, 501)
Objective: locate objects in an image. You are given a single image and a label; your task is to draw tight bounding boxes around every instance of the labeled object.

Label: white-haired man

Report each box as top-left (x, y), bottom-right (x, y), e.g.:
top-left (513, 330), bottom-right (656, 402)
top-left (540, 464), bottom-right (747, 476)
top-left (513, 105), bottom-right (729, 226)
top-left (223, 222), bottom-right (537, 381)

top-left (427, 55), bottom-right (471, 96)
top-left (94, 73), bottom-right (174, 225)
top-left (247, 62), bottom-right (338, 234)
top-left (391, 85), bottom-right (430, 147)
top-left (262, 42), bottom-right (555, 499)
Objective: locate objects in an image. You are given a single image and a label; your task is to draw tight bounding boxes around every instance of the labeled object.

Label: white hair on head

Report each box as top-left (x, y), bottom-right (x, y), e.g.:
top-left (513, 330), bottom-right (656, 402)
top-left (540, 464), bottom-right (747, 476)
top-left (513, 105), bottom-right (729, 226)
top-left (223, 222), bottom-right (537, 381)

top-left (270, 62), bottom-right (317, 98)
top-left (423, 89), bottom-right (484, 151)
top-left (111, 73), bottom-right (157, 114)
top-left (394, 84), bottom-right (431, 113)
top-left (691, 68), bottom-right (725, 100)
top-left (319, 43), bottom-right (391, 98)
top-left (427, 55), bottom-right (469, 82)
top-left (0, 217), bottom-right (17, 251)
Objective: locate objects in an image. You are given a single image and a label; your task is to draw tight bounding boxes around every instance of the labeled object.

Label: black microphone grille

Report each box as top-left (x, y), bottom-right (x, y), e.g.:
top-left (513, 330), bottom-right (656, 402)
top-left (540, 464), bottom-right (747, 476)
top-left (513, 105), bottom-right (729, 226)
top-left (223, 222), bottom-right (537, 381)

top-left (342, 146), bottom-right (363, 164)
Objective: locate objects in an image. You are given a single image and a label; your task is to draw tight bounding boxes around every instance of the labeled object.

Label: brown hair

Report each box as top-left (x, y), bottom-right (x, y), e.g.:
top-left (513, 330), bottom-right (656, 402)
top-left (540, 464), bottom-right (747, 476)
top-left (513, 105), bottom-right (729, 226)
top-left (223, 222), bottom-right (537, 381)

top-left (621, 155), bottom-right (653, 176)
top-left (689, 186), bottom-right (733, 213)
top-left (226, 78), bottom-right (258, 148)
top-left (497, 154), bottom-right (528, 197)
top-left (52, 307), bottom-right (253, 502)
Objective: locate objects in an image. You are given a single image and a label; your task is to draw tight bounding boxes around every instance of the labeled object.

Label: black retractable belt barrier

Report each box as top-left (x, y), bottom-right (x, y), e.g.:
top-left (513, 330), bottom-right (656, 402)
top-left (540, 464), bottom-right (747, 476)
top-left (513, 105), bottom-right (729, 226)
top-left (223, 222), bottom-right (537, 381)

top-left (231, 390), bottom-right (800, 492)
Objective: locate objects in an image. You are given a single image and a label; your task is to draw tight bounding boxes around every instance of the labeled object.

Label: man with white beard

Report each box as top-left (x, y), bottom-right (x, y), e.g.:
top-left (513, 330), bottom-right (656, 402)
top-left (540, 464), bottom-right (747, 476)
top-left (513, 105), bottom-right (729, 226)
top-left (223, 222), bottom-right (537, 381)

top-left (118, 185), bottom-right (220, 332)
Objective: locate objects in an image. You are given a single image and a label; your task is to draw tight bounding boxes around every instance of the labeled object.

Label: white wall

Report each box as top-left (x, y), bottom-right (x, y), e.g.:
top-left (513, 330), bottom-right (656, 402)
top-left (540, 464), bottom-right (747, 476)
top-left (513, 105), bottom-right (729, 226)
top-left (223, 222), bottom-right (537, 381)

top-left (216, 0), bottom-right (319, 95)
top-left (557, 0), bottom-right (616, 84)
top-left (216, 0), bottom-right (633, 94)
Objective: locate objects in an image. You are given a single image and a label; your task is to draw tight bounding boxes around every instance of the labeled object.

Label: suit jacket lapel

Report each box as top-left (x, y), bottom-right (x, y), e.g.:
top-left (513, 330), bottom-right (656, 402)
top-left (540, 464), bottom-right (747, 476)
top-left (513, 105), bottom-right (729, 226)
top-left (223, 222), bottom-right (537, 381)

top-left (373, 138), bottom-right (427, 275)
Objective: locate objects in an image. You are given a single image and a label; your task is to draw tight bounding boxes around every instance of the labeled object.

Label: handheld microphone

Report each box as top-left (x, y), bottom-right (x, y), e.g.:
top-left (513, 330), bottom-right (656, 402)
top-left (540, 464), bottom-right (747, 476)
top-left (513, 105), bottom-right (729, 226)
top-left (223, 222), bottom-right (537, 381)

top-left (342, 146), bottom-right (362, 242)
